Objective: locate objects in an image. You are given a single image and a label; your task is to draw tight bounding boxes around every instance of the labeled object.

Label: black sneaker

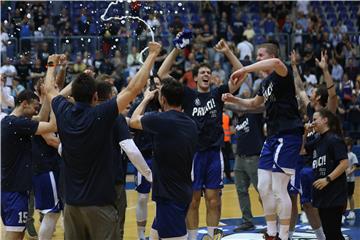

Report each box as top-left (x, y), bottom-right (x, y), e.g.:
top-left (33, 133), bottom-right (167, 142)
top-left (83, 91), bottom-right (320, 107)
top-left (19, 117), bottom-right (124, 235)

top-left (233, 221), bottom-right (255, 232)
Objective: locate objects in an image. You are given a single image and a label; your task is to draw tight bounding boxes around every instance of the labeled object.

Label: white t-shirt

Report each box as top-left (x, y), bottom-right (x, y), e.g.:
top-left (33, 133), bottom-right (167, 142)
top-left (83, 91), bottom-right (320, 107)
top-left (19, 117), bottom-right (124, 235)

top-left (0, 32), bottom-right (9, 53)
top-left (0, 64), bottom-right (17, 86)
top-left (347, 152), bottom-right (358, 182)
top-left (237, 40), bottom-right (254, 61)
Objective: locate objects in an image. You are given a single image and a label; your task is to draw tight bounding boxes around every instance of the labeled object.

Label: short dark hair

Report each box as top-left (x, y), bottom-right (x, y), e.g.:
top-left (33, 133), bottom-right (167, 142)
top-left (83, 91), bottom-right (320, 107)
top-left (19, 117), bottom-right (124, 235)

top-left (71, 73), bottom-right (97, 103)
top-left (15, 90), bottom-right (38, 106)
top-left (96, 81), bottom-right (113, 101)
top-left (315, 85), bottom-right (328, 107)
top-left (192, 63), bottom-right (212, 77)
top-left (161, 77), bottom-right (184, 107)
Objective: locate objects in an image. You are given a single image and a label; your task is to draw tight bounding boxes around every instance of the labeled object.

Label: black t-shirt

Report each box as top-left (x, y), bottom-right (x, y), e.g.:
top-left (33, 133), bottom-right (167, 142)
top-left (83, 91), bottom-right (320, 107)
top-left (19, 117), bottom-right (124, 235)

top-left (112, 115), bottom-right (131, 184)
top-left (32, 135), bottom-right (61, 175)
top-left (307, 131), bottom-right (348, 208)
top-left (257, 65), bottom-right (303, 136)
top-left (1, 115), bottom-right (39, 191)
top-left (15, 63), bottom-right (31, 83)
top-left (182, 85), bottom-right (229, 151)
top-left (235, 113), bottom-right (264, 156)
top-left (141, 110), bottom-right (198, 204)
top-left (52, 96), bottom-right (118, 206)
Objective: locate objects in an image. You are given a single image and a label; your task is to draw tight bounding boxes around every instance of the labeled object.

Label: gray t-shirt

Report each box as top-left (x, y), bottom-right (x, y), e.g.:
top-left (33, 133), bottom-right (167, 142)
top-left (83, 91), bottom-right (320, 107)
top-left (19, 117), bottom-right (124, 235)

top-left (347, 152), bottom-right (358, 182)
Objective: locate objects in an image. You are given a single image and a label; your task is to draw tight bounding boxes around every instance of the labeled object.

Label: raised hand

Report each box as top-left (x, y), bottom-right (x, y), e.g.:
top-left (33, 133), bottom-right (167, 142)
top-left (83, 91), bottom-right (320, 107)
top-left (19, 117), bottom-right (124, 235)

top-left (47, 54), bottom-right (61, 65)
top-left (148, 42), bottom-right (162, 56)
top-left (214, 39), bottom-right (230, 53)
top-left (315, 50), bottom-right (328, 70)
top-left (230, 68), bottom-right (248, 85)
top-left (144, 88), bottom-right (159, 102)
top-left (290, 50), bottom-right (297, 66)
top-left (58, 54), bottom-right (68, 67)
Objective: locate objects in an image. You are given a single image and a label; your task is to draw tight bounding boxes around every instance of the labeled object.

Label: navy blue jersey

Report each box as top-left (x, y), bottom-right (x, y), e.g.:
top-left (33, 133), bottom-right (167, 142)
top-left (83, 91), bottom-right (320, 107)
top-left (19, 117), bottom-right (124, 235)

top-left (112, 115), bottom-right (131, 184)
top-left (1, 115), bottom-right (39, 191)
top-left (32, 135), bottom-right (61, 175)
top-left (128, 96), bottom-right (158, 157)
top-left (52, 96), bottom-right (118, 206)
top-left (141, 110), bottom-right (198, 204)
top-left (235, 113), bottom-right (264, 156)
top-left (307, 131), bottom-right (348, 208)
top-left (182, 85), bottom-right (229, 151)
top-left (257, 66), bottom-right (303, 136)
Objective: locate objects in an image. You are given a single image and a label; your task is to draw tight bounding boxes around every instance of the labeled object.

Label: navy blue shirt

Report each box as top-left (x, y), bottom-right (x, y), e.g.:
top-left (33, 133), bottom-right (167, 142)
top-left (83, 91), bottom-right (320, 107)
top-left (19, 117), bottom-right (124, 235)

top-left (307, 131), bottom-right (348, 208)
top-left (112, 115), bottom-right (131, 184)
top-left (1, 115), bottom-right (39, 191)
top-left (257, 66), bottom-right (303, 136)
top-left (52, 96), bottom-right (118, 206)
top-left (182, 85), bottom-right (229, 151)
top-left (235, 113), bottom-right (264, 156)
top-left (32, 135), bottom-right (61, 175)
top-left (141, 110), bottom-right (198, 204)
top-left (128, 96), bottom-right (158, 157)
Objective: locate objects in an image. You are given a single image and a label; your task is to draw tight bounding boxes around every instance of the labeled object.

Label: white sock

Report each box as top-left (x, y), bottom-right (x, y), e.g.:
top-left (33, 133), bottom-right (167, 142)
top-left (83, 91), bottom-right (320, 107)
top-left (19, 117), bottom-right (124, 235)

top-left (267, 220), bottom-right (277, 237)
top-left (279, 224), bottom-right (289, 240)
top-left (39, 212), bottom-right (60, 240)
top-left (137, 226), bottom-right (146, 240)
top-left (187, 229), bottom-right (197, 240)
top-left (314, 227), bottom-right (326, 240)
top-left (207, 226), bottom-right (216, 237)
top-left (288, 230), bottom-right (294, 239)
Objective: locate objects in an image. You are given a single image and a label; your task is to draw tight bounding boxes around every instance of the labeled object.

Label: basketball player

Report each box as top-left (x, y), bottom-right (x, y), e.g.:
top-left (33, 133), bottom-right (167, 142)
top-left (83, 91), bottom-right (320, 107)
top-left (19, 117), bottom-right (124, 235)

top-left (223, 42), bottom-right (304, 240)
top-left (157, 38), bottom-right (244, 239)
top-left (129, 78), bottom-right (198, 240)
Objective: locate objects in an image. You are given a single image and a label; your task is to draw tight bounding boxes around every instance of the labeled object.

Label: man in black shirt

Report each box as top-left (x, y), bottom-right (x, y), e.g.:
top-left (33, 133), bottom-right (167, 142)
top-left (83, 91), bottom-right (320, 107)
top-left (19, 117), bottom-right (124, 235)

top-left (130, 78), bottom-right (198, 239)
top-left (45, 42), bottom-right (161, 240)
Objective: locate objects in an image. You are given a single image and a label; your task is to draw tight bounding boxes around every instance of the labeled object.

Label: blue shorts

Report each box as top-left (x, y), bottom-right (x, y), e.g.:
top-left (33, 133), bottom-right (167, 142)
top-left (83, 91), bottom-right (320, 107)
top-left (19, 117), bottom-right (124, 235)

top-left (299, 166), bottom-right (315, 204)
top-left (135, 158), bottom-right (152, 194)
top-left (192, 149), bottom-right (224, 190)
top-left (288, 154), bottom-right (304, 195)
top-left (33, 171), bottom-right (63, 214)
top-left (152, 199), bottom-right (189, 238)
top-left (259, 134), bottom-right (302, 175)
top-left (1, 191), bottom-right (28, 232)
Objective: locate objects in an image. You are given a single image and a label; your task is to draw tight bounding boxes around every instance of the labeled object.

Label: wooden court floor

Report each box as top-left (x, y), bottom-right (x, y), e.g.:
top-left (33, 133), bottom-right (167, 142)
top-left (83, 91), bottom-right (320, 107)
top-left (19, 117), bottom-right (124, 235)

top-left (1, 177), bottom-right (359, 239)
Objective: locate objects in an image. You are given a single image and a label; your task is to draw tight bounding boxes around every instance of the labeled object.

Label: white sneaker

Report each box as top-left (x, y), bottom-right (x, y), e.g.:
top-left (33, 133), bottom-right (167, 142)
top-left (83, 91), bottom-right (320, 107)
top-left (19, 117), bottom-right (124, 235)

top-left (346, 211), bottom-right (356, 220)
top-left (300, 212), bottom-right (309, 224)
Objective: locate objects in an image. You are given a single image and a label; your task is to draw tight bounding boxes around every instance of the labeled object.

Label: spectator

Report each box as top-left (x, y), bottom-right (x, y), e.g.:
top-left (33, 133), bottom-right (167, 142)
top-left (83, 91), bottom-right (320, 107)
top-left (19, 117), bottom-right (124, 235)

top-left (73, 55), bottom-right (87, 74)
top-left (243, 23), bottom-right (255, 42)
top-left (303, 68), bottom-right (318, 96)
top-left (344, 137), bottom-right (359, 220)
top-left (0, 75), bottom-right (15, 113)
top-left (262, 13), bottom-right (277, 36)
top-left (329, 26), bottom-right (342, 48)
top-left (294, 23), bottom-right (303, 53)
top-left (11, 76), bottom-right (26, 97)
top-left (40, 17), bottom-right (55, 36)
top-left (15, 55), bottom-right (32, 89)
top-left (212, 61), bottom-right (226, 84)
top-left (93, 50), bottom-right (104, 74)
top-left (1, 25), bottom-right (9, 61)
top-left (231, 12), bottom-right (245, 43)
top-left (127, 46), bottom-right (141, 77)
top-left (237, 36), bottom-right (254, 61)
top-left (331, 58), bottom-right (344, 83)
top-left (169, 15), bottom-right (184, 36)
top-left (37, 42), bottom-right (50, 68)
top-left (99, 58), bottom-right (114, 75)
top-left (82, 51), bottom-right (93, 68)
top-left (29, 58), bottom-right (46, 86)
top-left (0, 57), bottom-right (17, 87)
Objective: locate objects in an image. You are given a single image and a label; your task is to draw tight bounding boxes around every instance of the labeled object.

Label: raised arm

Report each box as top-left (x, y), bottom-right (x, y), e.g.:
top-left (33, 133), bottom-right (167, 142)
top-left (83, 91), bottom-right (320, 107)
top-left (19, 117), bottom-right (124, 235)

top-left (44, 54), bottom-right (61, 102)
top-left (55, 55), bottom-right (68, 90)
top-left (129, 88), bottom-right (158, 130)
top-left (222, 93), bottom-right (264, 111)
top-left (157, 48), bottom-right (181, 79)
top-left (316, 50), bottom-right (337, 114)
top-left (116, 42), bottom-right (161, 113)
top-left (214, 39), bottom-right (245, 93)
top-left (231, 58), bottom-right (288, 84)
top-left (291, 50), bottom-right (310, 108)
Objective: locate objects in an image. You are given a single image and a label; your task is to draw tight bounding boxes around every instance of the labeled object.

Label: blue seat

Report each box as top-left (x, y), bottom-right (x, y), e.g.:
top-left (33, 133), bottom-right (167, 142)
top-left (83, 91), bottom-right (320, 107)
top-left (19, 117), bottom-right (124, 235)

top-left (326, 13), bottom-right (337, 20)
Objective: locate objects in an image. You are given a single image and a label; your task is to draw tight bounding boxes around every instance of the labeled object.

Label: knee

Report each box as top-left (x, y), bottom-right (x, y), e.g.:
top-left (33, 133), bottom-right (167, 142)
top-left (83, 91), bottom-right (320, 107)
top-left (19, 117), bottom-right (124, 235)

top-left (257, 181), bottom-right (271, 197)
top-left (189, 196), bottom-right (201, 210)
top-left (206, 196), bottom-right (220, 210)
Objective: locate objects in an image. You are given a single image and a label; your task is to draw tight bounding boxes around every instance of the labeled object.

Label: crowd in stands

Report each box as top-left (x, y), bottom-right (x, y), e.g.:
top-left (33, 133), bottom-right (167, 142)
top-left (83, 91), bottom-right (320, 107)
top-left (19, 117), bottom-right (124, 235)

top-left (1, 1), bottom-right (360, 138)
